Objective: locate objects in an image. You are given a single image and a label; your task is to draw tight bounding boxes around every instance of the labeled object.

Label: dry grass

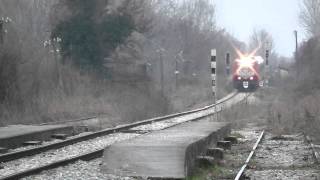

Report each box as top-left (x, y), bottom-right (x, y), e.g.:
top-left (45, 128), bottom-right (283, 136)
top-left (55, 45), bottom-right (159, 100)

top-left (221, 92), bottom-right (267, 129)
top-left (267, 88), bottom-right (320, 141)
top-left (0, 64), bottom-right (171, 126)
top-left (0, 0), bottom-right (235, 127)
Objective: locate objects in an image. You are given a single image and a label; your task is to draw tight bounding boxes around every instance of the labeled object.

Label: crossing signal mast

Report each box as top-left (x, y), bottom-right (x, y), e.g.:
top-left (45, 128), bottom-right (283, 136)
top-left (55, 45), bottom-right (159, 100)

top-left (265, 42), bottom-right (271, 87)
top-left (226, 52), bottom-right (231, 75)
top-left (265, 50), bottom-right (269, 66)
top-left (210, 49), bottom-right (218, 121)
top-left (210, 49), bottom-right (217, 104)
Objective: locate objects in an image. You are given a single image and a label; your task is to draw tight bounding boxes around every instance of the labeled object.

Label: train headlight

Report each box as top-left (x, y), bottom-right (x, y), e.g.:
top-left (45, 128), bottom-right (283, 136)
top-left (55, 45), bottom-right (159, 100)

top-left (238, 77), bottom-right (241, 80)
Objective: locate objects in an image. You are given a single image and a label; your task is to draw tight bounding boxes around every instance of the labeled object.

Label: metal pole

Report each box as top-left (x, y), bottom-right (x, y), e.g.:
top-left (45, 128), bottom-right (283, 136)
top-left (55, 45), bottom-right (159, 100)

top-left (160, 50), bottom-right (164, 97)
top-left (0, 21), bottom-right (3, 44)
top-left (294, 30), bottom-right (298, 58)
top-left (211, 49), bottom-right (217, 120)
top-left (175, 58), bottom-right (178, 89)
top-left (226, 52), bottom-right (230, 75)
top-left (265, 42), bottom-right (270, 87)
top-left (294, 30), bottom-right (299, 77)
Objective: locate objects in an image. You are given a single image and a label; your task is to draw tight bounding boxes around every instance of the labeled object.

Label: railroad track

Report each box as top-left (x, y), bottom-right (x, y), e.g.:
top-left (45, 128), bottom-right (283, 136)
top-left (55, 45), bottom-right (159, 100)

top-left (0, 92), bottom-right (249, 180)
top-left (235, 130), bottom-right (265, 180)
top-left (37, 116), bottom-right (99, 126)
top-left (235, 130), bottom-right (320, 180)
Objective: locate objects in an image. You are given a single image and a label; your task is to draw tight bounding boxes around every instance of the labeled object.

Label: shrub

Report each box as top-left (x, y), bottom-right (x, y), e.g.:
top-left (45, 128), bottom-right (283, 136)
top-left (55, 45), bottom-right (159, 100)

top-left (51, 0), bottom-right (135, 72)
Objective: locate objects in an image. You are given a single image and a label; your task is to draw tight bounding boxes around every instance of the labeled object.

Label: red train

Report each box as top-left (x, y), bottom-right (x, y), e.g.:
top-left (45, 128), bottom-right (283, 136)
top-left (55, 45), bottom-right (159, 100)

top-left (232, 52), bottom-right (261, 92)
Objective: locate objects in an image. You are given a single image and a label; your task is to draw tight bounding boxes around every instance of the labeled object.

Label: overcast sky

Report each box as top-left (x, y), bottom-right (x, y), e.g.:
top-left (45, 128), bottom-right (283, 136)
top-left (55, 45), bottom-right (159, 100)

top-left (214, 0), bottom-right (306, 57)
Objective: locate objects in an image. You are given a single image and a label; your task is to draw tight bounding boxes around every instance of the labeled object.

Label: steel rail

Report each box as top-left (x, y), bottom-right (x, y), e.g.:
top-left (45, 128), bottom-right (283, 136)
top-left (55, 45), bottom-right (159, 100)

top-left (0, 149), bottom-right (104, 180)
top-left (0, 92), bottom-right (238, 163)
top-left (36, 91), bottom-right (240, 126)
top-left (37, 116), bottom-right (98, 126)
top-left (235, 131), bottom-right (319, 180)
top-left (234, 130), bottom-right (265, 180)
top-left (0, 91), bottom-right (244, 180)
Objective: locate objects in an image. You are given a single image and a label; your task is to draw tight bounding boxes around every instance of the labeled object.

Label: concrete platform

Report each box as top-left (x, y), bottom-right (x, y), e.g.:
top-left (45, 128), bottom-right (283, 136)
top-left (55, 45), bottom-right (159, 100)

top-left (0, 125), bottom-right (73, 149)
top-left (102, 120), bottom-right (230, 179)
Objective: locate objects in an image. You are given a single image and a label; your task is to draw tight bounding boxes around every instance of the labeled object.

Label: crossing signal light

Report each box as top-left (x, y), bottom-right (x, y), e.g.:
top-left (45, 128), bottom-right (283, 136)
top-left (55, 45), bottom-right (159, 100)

top-left (226, 53), bottom-right (230, 66)
top-left (226, 53), bottom-right (230, 75)
top-left (266, 50), bottom-right (269, 65)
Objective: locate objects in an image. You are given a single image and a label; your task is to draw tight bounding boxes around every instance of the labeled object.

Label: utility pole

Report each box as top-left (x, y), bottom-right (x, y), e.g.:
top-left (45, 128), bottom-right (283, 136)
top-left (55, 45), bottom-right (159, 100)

top-left (294, 30), bottom-right (298, 59)
top-left (294, 30), bottom-right (299, 77)
top-left (175, 59), bottom-right (179, 89)
top-left (159, 49), bottom-right (164, 97)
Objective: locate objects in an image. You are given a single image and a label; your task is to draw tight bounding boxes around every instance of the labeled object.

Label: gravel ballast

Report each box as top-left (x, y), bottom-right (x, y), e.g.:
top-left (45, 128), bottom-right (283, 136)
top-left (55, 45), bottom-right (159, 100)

top-left (2, 93), bottom-right (246, 179)
top-left (245, 133), bottom-right (320, 180)
top-left (0, 133), bottom-right (139, 178)
top-left (1, 108), bottom-right (212, 179)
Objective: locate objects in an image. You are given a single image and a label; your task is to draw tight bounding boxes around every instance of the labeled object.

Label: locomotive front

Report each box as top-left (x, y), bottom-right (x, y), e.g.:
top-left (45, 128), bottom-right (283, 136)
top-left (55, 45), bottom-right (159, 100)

top-left (232, 54), bottom-right (260, 92)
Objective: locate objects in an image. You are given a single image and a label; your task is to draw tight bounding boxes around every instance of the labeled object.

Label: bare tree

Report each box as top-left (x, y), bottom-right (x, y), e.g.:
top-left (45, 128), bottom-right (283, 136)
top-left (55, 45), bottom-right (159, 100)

top-left (248, 29), bottom-right (274, 55)
top-left (299, 0), bottom-right (320, 36)
top-left (0, 0), bottom-right (247, 125)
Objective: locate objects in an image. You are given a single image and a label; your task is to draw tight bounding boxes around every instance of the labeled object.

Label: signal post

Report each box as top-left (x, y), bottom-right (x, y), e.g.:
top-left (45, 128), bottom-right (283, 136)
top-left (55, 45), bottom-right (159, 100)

top-left (210, 49), bottom-right (217, 121)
